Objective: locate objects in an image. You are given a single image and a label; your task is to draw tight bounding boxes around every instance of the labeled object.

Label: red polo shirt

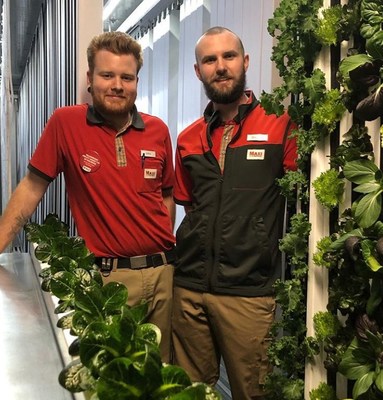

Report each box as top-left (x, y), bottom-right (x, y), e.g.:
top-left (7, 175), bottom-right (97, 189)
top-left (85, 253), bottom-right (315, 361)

top-left (29, 104), bottom-right (175, 257)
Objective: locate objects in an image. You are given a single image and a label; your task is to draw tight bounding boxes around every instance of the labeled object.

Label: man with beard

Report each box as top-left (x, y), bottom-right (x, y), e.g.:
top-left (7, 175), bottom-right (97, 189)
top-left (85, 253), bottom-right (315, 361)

top-left (172, 27), bottom-right (298, 399)
top-left (0, 32), bottom-right (176, 362)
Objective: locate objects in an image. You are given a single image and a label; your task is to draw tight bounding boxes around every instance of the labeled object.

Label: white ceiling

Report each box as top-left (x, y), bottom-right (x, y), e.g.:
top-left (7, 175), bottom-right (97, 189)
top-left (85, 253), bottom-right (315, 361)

top-left (3, 0), bottom-right (179, 93)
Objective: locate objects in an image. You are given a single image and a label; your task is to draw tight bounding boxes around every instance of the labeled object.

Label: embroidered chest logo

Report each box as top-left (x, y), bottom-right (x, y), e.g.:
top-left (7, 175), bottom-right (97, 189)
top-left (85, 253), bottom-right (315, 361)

top-left (247, 149), bottom-right (265, 160)
top-left (144, 169), bottom-right (157, 179)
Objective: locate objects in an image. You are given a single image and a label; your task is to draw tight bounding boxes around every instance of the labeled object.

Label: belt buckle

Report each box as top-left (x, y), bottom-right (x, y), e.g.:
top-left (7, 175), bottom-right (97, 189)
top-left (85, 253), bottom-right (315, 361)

top-left (130, 255), bottom-right (147, 269)
top-left (100, 258), bottom-right (113, 276)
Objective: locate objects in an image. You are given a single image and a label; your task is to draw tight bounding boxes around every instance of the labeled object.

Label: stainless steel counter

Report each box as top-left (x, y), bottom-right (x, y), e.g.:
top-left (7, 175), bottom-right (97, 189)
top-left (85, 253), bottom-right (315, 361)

top-left (0, 252), bottom-right (78, 400)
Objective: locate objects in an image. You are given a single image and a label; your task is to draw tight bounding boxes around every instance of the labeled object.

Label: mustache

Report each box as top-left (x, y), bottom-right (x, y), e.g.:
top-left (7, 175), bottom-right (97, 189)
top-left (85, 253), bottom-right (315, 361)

top-left (213, 73), bottom-right (231, 81)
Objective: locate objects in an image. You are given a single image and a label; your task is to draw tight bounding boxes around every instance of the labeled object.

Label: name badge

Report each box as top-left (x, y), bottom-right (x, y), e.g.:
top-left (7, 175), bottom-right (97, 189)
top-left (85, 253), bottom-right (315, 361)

top-left (247, 134), bottom-right (268, 141)
top-left (247, 149), bottom-right (265, 160)
top-left (144, 169), bottom-right (157, 179)
top-left (141, 150), bottom-right (156, 158)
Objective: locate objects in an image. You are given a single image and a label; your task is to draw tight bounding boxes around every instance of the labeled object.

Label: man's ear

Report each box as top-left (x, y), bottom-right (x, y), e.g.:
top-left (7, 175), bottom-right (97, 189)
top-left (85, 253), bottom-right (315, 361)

top-left (86, 70), bottom-right (92, 86)
top-left (244, 54), bottom-right (250, 73)
top-left (86, 71), bottom-right (92, 93)
top-left (194, 63), bottom-right (202, 81)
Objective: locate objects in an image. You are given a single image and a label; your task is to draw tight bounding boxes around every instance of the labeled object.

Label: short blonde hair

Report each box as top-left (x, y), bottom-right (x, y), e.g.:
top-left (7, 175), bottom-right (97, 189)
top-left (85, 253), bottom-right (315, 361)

top-left (87, 31), bottom-right (143, 74)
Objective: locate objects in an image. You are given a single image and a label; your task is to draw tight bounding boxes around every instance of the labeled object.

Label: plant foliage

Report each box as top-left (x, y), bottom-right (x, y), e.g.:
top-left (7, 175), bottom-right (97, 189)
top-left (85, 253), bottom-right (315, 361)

top-left (264, 0), bottom-right (383, 399)
top-left (25, 214), bottom-right (221, 400)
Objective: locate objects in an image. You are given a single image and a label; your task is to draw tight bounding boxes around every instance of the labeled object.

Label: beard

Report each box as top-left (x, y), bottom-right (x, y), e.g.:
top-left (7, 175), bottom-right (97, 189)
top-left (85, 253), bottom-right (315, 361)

top-left (91, 89), bottom-right (136, 119)
top-left (202, 68), bottom-right (246, 104)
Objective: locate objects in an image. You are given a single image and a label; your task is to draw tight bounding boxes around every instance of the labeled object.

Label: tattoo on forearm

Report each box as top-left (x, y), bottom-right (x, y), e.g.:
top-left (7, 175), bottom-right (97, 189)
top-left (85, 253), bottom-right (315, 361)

top-left (13, 215), bottom-right (28, 234)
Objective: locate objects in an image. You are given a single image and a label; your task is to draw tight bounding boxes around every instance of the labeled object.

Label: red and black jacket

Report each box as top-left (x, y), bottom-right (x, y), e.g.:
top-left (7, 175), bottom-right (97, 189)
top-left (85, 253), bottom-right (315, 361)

top-left (174, 92), bottom-right (297, 296)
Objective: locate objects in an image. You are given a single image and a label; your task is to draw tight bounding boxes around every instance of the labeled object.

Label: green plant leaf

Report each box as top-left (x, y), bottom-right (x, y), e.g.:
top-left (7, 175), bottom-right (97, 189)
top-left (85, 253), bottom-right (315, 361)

top-left (330, 228), bottom-right (364, 250)
top-left (354, 182), bottom-right (382, 193)
top-left (71, 310), bottom-right (95, 337)
top-left (75, 285), bottom-right (104, 317)
top-left (375, 369), bottom-right (383, 393)
top-left (355, 191), bottom-right (382, 228)
top-left (365, 330), bottom-right (383, 352)
top-left (366, 30), bottom-right (383, 59)
top-left (361, 240), bottom-right (383, 272)
top-left (361, 1), bottom-right (383, 25)
top-left (136, 323), bottom-right (161, 347)
top-left (339, 338), bottom-right (375, 380)
top-left (343, 159), bottom-right (379, 184)
top-left (97, 357), bottom-right (145, 399)
top-left (367, 277), bottom-right (383, 316)
top-left (101, 282), bottom-right (128, 313)
top-left (353, 371), bottom-right (376, 399)
top-left (282, 378), bottom-right (305, 400)
top-left (168, 382), bottom-right (222, 400)
top-left (338, 54), bottom-right (373, 90)
top-left (160, 364), bottom-right (192, 389)
top-left (80, 321), bottom-right (116, 368)
top-left (124, 301), bottom-right (150, 324)
top-left (51, 271), bottom-right (78, 301)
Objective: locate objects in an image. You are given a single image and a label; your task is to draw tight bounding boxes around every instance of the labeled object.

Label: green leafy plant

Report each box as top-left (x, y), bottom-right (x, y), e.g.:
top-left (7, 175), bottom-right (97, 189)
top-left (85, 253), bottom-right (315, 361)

top-left (339, 330), bottom-right (383, 399)
top-left (26, 214), bottom-right (221, 400)
top-left (329, 124), bottom-right (374, 169)
top-left (313, 311), bottom-right (342, 342)
top-left (309, 382), bottom-right (338, 400)
top-left (312, 169), bottom-right (345, 211)
top-left (343, 159), bottom-right (383, 228)
top-left (263, 1), bottom-right (383, 399)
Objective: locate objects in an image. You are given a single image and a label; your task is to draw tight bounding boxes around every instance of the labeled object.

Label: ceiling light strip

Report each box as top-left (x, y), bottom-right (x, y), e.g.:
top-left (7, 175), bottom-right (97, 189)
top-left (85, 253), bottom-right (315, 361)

top-left (103, 0), bottom-right (121, 21)
top-left (116, 0), bottom-right (162, 32)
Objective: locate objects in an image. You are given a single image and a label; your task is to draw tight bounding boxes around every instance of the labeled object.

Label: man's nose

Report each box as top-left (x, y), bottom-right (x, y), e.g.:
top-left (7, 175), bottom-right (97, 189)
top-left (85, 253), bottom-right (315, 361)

top-left (111, 77), bottom-right (123, 91)
top-left (216, 58), bottom-right (227, 73)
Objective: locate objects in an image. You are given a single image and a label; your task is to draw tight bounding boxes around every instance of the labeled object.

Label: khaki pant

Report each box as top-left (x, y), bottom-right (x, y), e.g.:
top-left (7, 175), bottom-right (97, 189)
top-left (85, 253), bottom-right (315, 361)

top-left (172, 287), bottom-right (275, 400)
top-left (102, 264), bottom-right (174, 363)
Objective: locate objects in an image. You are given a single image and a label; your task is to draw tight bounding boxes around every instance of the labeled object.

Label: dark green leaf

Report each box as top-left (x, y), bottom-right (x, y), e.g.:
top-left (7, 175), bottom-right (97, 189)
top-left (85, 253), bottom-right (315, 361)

top-left (355, 191), bottom-right (382, 228)
top-left (168, 382), bottom-right (222, 400)
top-left (51, 271), bottom-right (78, 300)
top-left (75, 285), bottom-right (104, 317)
top-left (343, 159), bottom-right (379, 184)
top-left (366, 278), bottom-right (383, 316)
top-left (366, 30), bottom-right (383, 59)
top-left (101, 282), bottom-right (129, 313)
top-left (353, 371), bottom-right (376, 398)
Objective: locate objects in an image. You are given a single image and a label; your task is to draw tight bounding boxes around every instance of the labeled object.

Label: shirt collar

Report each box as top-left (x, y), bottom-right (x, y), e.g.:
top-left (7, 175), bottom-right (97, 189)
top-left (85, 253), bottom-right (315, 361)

top-left (203, 90), bottom-right (259, 125)
top-left (86, 104), bottom-right (145, 130)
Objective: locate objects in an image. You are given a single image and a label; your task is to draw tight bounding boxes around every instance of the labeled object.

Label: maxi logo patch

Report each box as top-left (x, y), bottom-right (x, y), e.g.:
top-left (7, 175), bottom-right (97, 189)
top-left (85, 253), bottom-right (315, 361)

top-left (144, 168), bottom-right (157, 179)
top-left (247, 149), bottom-right (265, 160)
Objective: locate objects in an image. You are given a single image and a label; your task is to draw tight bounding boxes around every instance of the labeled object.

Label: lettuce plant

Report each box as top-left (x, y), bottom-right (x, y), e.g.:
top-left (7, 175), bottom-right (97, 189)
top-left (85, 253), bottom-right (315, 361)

top-left (25, 214), bottom-right (221, 400)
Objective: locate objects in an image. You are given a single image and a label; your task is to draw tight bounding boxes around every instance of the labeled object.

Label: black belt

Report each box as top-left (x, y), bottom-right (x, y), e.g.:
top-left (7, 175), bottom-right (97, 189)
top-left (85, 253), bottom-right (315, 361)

top-left (95, 248), bottom-right (176, 274)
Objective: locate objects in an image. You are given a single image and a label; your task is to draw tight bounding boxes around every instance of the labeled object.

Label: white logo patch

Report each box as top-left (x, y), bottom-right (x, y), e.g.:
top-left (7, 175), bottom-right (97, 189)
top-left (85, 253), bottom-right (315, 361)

top-left (247, 149), bottom-right (265, 160)
top-left (144, 168), bottom-right (157, 179)
top-left (247, 134), bottom-right (268, 142)
top-left (141, 150), bottom-right (156, 158)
